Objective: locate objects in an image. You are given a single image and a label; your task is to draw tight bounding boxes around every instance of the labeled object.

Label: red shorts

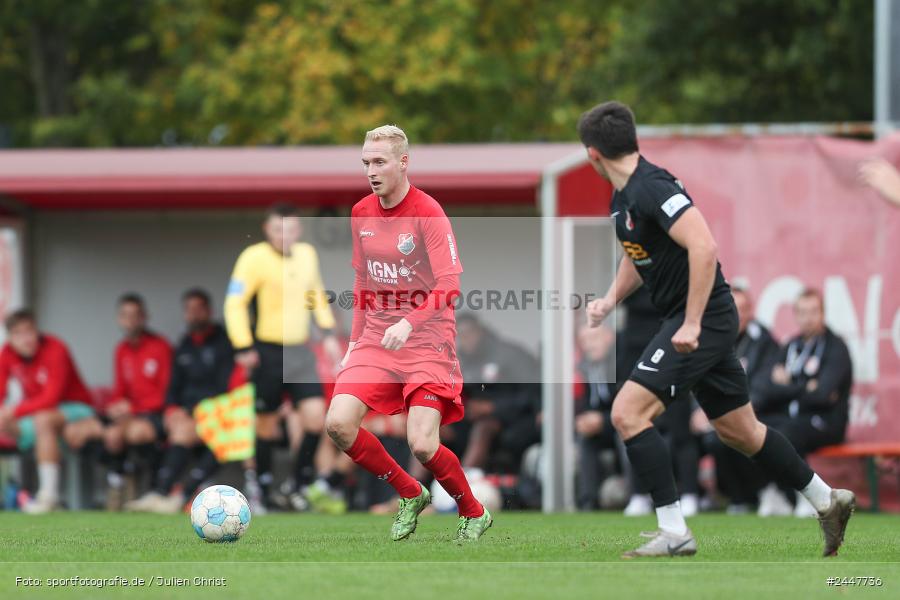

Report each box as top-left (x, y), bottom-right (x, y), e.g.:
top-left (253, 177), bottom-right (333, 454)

top-left (333, 342), bottom-right (464, 425)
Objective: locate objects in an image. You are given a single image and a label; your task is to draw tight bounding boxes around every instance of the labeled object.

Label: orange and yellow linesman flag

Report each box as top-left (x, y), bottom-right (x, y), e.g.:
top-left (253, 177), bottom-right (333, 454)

top-left (193, 383), bottom-right (256, 462)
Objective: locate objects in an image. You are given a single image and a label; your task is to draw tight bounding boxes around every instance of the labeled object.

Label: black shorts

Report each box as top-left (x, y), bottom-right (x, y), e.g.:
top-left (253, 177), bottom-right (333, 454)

top-left (628, 304), bottom-right (749, 420)
top-left (253, 342), bottom-right (324, 413)
top-left (102, 412), bottom-right (166, 440)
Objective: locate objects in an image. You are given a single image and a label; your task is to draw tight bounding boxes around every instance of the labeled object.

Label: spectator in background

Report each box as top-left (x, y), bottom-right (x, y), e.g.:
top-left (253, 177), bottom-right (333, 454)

top-left (694, 288), bottom-right (781, 513)
top-left (455, 314), bottom-right (541, 473)
top-left (127, 289), bottom-right (233, 513)
top-left (755, 288), bottom-right (852, 517)
top-left (574, 323), bottom-right (618, 510)
top-left (0, 310), bottom-right (102, 513)
top-left (859, 158), bottom-right (900, 208)
top-left (103, 294), bottom-right (172, 510)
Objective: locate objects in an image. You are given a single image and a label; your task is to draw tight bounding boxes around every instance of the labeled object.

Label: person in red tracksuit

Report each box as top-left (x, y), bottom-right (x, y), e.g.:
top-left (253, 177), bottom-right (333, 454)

top-left (103, 294), bottom-right (172, 509)
top-left (0, 310), bottom-right (103, 513)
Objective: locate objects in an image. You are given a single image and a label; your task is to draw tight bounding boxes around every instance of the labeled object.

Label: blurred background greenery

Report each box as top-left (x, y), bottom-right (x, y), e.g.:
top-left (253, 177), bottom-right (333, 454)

top-left (0, 0), bottom-right (874, 147)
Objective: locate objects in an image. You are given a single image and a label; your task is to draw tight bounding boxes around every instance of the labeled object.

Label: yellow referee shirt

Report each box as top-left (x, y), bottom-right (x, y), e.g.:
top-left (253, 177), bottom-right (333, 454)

top-left (224, 242), bottom-right (336, 349)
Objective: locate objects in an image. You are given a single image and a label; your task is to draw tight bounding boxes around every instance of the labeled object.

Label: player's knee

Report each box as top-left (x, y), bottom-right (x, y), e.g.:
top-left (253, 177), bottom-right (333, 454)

top-left (124, 421), bottom-right (153, 445)
top-left (32, 410), bottom-right (62, 433)
top-left (324, 412), bottom-right (357, 449)
top-left (103, 427), bottom-right (124, 451)
top-left (610, 404), bottom-right (642, 439)
top-left (408, 433), bottom-right (438, 464)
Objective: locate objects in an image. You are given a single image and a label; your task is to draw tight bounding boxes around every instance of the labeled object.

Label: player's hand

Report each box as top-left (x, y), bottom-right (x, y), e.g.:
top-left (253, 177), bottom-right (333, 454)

top-left (339, 341), bottom-right (356, 369)
top-left (771, 364), bottom-right (790, 385)
top-left (0, 404), bottom-right (14, 432)
top-left (859, 158), bottom-right (900, 204)
top-left (381, 319), bottom-right (412, 351)
top-left (586, 297), bottom-right (614, 328)
top-left (235, 349), bottom-right (260, 371)
top-left (575, 411), bottom-right (604, 436)
top-left (689, 407), bottom-right (713, 434)
top-left (106, 400), bottom-right (131, 421)
top-left (671, 321), bottom-right (701, 353)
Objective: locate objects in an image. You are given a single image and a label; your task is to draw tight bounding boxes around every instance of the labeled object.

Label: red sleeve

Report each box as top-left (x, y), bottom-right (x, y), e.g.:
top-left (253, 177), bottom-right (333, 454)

top-left (349, 208), bottom-right (368, 342)
top-left (112, 344), bottom-right (126, 400)
top-left (350, 269), bottom-right (368, 342)
top-left (0, 349), bottom-right (10, 403)
top-left (14, 343), bottom-right (70, 418)
top-left (419, 204), bottom-right (463, 278)
top-left (404, 273), bottom-right (460, 329)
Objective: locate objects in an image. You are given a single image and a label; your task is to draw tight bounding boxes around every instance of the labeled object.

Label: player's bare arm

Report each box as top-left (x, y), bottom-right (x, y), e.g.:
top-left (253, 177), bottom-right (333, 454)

top-left (587, 254), bottom-right (643, 327)
top-left (667, 206), bottom-right (718, 353)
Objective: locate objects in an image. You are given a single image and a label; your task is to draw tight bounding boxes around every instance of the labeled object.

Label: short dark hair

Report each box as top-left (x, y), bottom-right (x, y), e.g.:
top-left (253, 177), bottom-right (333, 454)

top-left (5, 308), bottom-right (36, 331)
top-left (182, 287), bottom-right (212, 306)
top-left (118, 293), bottom-right (146, 311)
top-left (265, 202), bottom-right (299, 220)
top-left (796, 288), bottom-right (824, 309)
top-left (577, 101), bottom-right (639, 159)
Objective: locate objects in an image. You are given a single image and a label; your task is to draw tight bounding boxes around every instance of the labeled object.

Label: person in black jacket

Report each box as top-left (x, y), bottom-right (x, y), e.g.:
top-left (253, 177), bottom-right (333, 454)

top-left (127, 288), bottom-right (235, 513)
top-left (696, 288), bottom-right (782, 512)
top-left (755, 288), bottom-right (852, 517)
top-left (574, 323), bottom-right (618, 510)
top-left (455, 314), bottom-right (541, 473)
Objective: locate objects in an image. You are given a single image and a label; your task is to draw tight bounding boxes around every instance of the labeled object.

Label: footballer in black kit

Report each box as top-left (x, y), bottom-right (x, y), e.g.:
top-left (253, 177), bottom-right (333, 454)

top-left (579, 100), bottom-right (855, 559)
top-left (611, 156), bottom-right (747, 420)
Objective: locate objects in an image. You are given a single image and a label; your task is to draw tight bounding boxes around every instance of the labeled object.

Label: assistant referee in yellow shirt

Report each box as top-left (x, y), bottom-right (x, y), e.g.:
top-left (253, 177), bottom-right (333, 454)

top-left (225, 202), bottom-right (342, 512)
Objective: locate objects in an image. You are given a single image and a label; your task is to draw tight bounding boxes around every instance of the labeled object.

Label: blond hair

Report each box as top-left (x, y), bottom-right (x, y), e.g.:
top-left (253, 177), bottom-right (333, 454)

top-left (364, 125), bottom-right (409, 157)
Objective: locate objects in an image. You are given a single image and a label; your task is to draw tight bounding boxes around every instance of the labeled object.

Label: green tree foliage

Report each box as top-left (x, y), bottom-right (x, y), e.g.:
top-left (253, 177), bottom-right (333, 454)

top-left (0, 0), bottom-right (874, 147)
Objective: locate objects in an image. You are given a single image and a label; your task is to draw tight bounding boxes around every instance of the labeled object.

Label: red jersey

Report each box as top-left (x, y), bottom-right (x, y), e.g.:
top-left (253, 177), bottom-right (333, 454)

top-left (350, 185), bottom-right (463, 349)
top-left (0, 335), bottom-right (92, 418)
top-left (113, 331), bottom-right (172, 414)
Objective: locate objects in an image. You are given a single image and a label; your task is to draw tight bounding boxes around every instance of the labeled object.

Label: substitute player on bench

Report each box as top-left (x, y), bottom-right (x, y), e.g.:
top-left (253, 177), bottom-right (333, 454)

top-left (578, 101), bottom-right (854, 558)
top-left (325, 125), bottom-right (492, 542)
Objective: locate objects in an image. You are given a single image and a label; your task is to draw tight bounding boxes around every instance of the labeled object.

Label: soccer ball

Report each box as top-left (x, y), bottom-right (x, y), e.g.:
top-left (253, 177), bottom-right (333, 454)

top-left (190, 485), bottom-right (251, 543)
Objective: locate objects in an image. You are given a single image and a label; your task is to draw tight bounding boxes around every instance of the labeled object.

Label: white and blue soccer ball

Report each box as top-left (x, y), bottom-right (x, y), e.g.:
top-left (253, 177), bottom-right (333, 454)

top-left (190, 485), bottom-right (251, 543)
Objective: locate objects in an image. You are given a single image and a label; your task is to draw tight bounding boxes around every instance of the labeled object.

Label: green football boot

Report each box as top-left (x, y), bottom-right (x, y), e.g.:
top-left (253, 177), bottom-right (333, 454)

top-left (390, 484), bottom-right (431, 541)
top-left (454, 506), bottom-right (493, 543)
top-left (305, 481), bottom-right (348, 516)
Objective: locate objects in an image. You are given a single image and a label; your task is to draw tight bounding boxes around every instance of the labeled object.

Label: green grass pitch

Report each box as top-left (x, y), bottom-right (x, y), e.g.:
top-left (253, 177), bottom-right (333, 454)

top-left (0, 512), bottom-right (897, 599)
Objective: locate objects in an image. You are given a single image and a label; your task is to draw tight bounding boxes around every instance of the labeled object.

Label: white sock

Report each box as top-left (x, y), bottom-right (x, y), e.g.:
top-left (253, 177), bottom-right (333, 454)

top-left (800, 474), bottom-right (833, 513)
top-left (656, 501), bottom-right (688, 536)
top-left (37, 463), bottom-right (60, 502)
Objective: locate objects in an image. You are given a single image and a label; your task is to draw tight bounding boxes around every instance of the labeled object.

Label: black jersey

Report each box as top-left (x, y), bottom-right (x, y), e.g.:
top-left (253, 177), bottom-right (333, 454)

top-left (611, 156), bottom-right (732, 318)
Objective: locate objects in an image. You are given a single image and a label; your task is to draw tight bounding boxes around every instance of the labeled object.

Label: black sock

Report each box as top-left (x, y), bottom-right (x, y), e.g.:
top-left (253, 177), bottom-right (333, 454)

top-left (751, 427), bottom-right (814, 491)
top-left (255, 438), bottom-right (276, 498)
top-left (325, 470), bottom-right (346, 490)
top-left (98, 444), bottom-right (125, 475)
top-left (624, 427), bottom-right (679, 507)
top-left (294, 432), bottom-right (321, 488)
top-left (155, 445), bottom-right (190, 495)
top-left (182, 448), bottom-right (220, 500)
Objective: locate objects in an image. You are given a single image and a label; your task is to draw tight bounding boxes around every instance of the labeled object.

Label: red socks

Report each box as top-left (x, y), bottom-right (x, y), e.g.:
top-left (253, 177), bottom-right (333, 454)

top-left (345, 428), bottom-right (421, 499)
top-left (424, 445), bottom-right (484, 518)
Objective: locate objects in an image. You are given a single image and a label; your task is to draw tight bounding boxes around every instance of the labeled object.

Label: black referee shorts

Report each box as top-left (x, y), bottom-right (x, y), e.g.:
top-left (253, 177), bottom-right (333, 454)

top-left (253, 342), bottom-right (324, 414)
top-left (627, 304), bottom-right (749, 420)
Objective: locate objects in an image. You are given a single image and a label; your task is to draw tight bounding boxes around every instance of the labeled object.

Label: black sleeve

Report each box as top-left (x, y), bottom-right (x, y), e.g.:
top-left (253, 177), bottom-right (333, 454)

top-left (798, 338), bottom-right (853, 409)
top-left (636, 177), bottom-right (694, 232)
top-left (753, 344), bottom-right (804, 412)
top-left (165, 346), bottom-right (185, 408)
top-left (214, 335), bottom-right (236, 395)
